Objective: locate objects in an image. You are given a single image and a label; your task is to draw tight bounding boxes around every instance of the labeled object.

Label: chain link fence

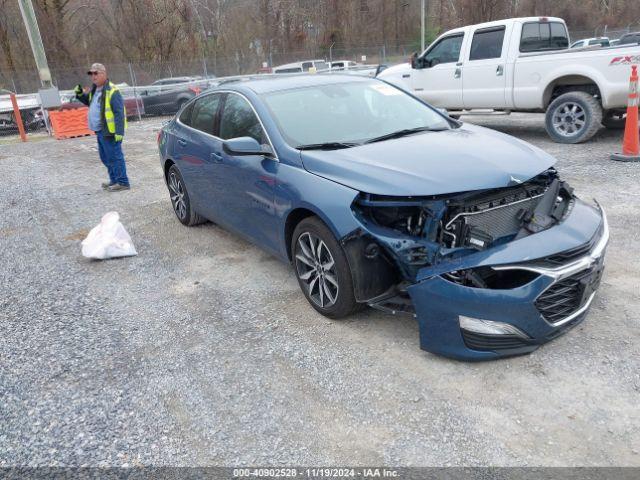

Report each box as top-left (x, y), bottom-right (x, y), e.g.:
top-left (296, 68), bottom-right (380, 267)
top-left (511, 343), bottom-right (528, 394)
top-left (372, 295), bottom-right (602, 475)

top-left (2, 23), bottom-right (639, 138)
top-left (0, 92), bottom-right (47, 138)
top-left (569, 25), bottom-right (640, 42)
top-left (0, 43), bottom-right (416, 129)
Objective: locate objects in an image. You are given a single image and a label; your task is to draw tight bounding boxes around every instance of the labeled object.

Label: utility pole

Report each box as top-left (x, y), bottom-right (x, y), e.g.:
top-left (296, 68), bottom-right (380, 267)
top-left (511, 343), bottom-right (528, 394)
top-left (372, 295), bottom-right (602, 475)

top-left (17, 0), bottom-right (52, 88)
top-left (421, 0), bottom-right (426, 52)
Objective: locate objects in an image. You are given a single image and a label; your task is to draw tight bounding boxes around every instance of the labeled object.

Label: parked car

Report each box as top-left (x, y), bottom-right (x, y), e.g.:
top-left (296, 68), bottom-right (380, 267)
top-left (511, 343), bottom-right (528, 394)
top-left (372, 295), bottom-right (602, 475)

top-left (570, 37), bottom-right (610, 48)
top-left (378, 16), bottom-right (640, 142)
top-left (619, 32), bottom-right (640, 45)
top-left (157, 74), bottom-right (608, 361)
top-left (140, 77), bottom-right (201, 115)
top-left (0, 108), bottom-right (45, 136)
top-left (60, 95), bottom-right (145, 119)
top-left (273, 60), bottom-right (329, 74)
top-left (329, 60), bottom-right (359, 69)
top-left (328, 60), bottom-right (378, 77)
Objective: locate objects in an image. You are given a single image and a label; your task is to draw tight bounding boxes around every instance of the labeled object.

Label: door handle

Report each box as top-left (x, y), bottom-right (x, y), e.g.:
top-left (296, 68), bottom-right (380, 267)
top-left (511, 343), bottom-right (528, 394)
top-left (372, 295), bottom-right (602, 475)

top-left (210, 151), bottom-right (222, 163)
top-left (177, 138), bottom-right (187, 147)
top-left (496, 65), bottom-right (504, 76)
top-left (454, 68), bottom-right (461, 79)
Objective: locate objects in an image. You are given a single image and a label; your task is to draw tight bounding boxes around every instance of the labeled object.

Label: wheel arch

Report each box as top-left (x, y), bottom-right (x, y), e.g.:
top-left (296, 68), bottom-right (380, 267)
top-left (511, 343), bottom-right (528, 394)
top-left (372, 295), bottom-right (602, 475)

top-left (163, 158), bottom-right (176, 185)
top-left (283, 206), bottom-right (338, 262)
top-left (543, 74), bottom-right (603, 109)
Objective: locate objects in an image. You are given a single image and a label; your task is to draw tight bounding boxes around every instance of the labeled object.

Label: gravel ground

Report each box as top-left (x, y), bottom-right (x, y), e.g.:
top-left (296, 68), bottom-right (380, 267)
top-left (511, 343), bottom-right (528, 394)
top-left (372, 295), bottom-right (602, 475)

top-left (1, 113), bottom-right (639, 467)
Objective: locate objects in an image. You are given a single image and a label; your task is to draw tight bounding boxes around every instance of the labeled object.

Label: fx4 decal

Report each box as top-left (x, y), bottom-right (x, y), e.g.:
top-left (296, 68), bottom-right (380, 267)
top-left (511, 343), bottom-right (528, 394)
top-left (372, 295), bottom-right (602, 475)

top-left (610, 55), bottom-right (640, 66)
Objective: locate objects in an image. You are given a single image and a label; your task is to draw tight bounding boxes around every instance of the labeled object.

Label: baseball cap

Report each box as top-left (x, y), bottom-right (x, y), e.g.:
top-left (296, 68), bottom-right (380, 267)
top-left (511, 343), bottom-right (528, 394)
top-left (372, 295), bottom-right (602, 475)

top-left (87, 63), bottom-right (106, 74)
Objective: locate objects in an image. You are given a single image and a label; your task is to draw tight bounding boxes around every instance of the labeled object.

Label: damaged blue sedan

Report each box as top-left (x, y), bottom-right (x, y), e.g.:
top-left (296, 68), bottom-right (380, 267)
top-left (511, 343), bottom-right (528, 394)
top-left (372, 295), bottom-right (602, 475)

top-left (158, 74), bottom-right (608, 361)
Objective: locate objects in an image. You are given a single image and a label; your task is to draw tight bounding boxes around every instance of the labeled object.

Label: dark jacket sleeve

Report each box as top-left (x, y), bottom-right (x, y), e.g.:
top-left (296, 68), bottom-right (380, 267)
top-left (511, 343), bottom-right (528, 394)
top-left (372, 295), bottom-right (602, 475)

top-left (110, 90), bottom-right (126, 137)
top-left (76, 92), bottom-right (90, 106)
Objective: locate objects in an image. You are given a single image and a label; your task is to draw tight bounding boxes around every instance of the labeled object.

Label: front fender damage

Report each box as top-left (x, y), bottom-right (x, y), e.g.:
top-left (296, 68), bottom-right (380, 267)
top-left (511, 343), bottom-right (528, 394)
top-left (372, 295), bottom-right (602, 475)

top-left (338, 170), bottom-right (605, 359)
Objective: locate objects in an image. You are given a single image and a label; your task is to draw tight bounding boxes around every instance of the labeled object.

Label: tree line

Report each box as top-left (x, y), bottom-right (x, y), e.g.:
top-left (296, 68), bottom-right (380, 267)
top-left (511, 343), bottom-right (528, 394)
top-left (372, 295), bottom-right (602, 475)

top-left (1, 0), bottom-right (639, 82)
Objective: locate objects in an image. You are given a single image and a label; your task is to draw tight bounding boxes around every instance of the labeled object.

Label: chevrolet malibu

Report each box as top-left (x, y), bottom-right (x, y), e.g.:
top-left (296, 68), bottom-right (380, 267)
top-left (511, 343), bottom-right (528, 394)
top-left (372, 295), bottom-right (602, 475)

top-left (157, 75), bottom-right (608, 361)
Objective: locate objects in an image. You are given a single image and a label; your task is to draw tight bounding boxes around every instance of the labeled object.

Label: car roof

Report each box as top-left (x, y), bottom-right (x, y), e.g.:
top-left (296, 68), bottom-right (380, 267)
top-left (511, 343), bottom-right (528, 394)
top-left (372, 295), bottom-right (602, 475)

top-left (213, 73), bottom-right (374, 94)
top-left (443, 16), bottom-right (565, 35)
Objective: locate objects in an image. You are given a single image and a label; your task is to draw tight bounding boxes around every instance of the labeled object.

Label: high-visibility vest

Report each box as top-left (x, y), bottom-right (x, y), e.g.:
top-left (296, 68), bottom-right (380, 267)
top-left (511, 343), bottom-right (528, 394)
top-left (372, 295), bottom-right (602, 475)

top-left (89, 81), bottom-right (127, 134)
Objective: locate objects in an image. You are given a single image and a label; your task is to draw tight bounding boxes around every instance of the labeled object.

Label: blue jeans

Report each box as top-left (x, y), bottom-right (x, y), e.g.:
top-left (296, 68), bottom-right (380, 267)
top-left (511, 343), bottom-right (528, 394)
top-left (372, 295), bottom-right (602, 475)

top-left (97, 131), bottom-right (130, 187)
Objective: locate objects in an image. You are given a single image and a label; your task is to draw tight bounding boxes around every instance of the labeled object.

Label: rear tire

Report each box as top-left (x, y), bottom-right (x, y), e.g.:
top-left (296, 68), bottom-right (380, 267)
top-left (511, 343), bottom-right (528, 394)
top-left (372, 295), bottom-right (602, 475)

top-left (545, 91), bottom-right (602, 144)
top-left (167, 164), bottom-right (206, 226)
top-left (292, 217), bottom-right (359, 319)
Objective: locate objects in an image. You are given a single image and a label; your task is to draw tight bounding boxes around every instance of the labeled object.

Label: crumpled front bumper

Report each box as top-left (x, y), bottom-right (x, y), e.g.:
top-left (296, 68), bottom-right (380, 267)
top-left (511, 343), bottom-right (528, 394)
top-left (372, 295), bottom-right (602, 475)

top-left (407, 199), bottom-right (608, 361)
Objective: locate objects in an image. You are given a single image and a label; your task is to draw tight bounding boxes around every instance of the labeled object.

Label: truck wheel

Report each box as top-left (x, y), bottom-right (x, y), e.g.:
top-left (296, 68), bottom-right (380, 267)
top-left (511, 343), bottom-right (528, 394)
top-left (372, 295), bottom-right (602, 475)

top-left (602, 111), bottom-right (627, 130)
top-left (545, 91), bottom-right (602, 144)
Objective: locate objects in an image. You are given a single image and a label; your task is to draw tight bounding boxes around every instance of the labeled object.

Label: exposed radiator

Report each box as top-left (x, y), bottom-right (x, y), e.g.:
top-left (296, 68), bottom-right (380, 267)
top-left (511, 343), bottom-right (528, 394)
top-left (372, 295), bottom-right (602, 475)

top-left (445, 195), bottom-right (543, 247)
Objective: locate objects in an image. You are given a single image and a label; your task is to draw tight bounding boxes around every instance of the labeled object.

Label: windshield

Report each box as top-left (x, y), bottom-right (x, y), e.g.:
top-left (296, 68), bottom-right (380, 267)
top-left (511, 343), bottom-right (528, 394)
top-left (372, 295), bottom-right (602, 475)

top-left (262, 80), bottom-right (451, 147)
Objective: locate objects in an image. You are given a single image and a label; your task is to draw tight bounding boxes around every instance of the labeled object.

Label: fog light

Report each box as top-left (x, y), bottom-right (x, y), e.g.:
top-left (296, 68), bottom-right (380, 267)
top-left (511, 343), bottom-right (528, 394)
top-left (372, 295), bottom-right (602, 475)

top-left (459, 316), bottom-right (529, 338)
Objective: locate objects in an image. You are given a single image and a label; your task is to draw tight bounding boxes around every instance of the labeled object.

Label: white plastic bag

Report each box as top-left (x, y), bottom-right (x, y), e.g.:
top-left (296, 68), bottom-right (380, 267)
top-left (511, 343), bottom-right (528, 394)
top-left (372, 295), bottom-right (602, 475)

top-left (81, 211), bottom-right (138, 260)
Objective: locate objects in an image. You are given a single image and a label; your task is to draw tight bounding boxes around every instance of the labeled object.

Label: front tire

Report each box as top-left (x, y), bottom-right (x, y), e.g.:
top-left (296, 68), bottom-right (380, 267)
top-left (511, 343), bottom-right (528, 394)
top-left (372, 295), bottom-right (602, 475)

top-left (292, 217), bottom-right (359, 319)
top-left (167, 164), bottom-right (206, 226)
top-left (545, 91), bottom-right (602, 144)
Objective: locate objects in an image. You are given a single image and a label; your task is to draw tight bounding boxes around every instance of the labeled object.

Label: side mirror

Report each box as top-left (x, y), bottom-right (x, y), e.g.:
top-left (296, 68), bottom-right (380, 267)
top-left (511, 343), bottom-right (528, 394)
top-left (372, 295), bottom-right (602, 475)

top-left (374, 64), bottom-right (388, 77)
top-left (410, 52), bottom-right (419, 69)
top-left (223, 136), bottom-right (273, 157)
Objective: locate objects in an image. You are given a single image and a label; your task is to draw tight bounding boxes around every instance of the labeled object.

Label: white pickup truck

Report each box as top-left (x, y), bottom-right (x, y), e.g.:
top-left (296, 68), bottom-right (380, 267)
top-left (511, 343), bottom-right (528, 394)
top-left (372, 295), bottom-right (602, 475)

top-left (378, 17), bottom-right (640, 143)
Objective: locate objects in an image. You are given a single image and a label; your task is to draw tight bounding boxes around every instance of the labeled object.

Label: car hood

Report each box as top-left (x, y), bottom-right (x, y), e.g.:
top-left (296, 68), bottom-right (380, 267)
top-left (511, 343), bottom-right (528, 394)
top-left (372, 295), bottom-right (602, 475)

top-left (300, 124), bottom-right (557, 196)
top-left (377, 62), bottom-right (412, 78)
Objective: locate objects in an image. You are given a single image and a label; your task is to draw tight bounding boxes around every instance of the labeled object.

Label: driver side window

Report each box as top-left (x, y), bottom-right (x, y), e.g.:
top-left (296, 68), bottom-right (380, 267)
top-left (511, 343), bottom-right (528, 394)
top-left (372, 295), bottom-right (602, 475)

top-left (423, 34), bottom-right (464, 67)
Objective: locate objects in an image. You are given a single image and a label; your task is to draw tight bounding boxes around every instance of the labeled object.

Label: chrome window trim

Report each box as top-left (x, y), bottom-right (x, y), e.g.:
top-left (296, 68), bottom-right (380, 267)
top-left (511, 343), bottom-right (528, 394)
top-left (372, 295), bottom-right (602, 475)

top-left (175, 90), bottom-right (279, 161)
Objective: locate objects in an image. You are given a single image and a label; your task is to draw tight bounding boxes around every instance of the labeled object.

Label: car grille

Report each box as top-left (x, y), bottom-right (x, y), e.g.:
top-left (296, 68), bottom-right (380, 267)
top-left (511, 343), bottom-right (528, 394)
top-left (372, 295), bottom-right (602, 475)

top-left (461, 330), bottom-right (532, 351)
top-left (535, 265), bottom-right (604, 324)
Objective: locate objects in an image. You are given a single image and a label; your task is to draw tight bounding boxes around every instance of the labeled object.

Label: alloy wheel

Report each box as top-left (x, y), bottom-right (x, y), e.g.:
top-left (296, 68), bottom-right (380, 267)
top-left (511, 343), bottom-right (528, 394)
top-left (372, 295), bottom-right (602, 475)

top-left (168, 172), bottom-right (187, 220)
top-left (295, 232), bottom-right (339, 308)
top-left (551, 102), bottom-right (586, 137)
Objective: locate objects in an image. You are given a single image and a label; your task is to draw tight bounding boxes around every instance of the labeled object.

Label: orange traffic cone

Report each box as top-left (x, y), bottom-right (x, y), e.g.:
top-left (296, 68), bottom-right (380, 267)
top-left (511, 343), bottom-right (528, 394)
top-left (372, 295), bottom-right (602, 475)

top-left (611, 65), bottom-right (640, 162)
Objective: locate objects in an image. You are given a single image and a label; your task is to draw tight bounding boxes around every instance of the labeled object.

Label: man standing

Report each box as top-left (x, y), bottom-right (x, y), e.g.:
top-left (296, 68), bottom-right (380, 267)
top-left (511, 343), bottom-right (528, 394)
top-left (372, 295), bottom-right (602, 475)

top-left (74, 63), bottom-right (130, 191)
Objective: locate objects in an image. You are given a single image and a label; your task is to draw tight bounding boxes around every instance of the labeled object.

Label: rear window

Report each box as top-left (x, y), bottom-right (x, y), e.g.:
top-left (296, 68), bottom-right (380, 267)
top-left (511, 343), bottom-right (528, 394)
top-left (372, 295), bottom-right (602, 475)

top-left (190, 94), bottom-right (221, 136)
top-left (520, 22), bottom-right (568, 52)
top-left (178, 101), bottom-right (195, 125)
top-left (470, 26), bottom-right (506, 60)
